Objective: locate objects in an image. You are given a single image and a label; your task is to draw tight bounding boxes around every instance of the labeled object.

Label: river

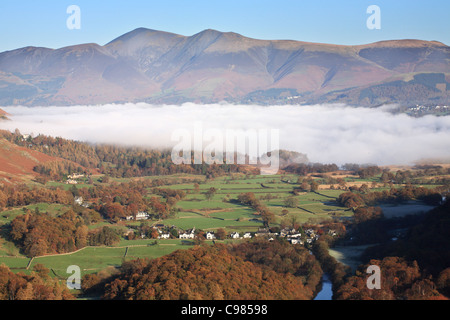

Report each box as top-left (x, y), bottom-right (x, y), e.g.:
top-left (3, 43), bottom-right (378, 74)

top-left (313, 273), bottom-right (333, 300)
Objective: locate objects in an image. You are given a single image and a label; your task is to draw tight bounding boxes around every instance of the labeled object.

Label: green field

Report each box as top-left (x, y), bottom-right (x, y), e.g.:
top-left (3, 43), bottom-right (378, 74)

top-left (22, 240), bottom-right (195, 278)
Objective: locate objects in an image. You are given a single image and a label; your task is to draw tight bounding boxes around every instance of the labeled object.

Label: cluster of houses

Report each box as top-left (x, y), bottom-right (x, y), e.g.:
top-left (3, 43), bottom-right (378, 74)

top-left (204, 231), bottom-right (252, 240)
top-left (146, 224), bottom-right (327, 246)
top-left (66, 173), bottom-right (85, 185)
top-left (251, 227), bottom-right (321, 245)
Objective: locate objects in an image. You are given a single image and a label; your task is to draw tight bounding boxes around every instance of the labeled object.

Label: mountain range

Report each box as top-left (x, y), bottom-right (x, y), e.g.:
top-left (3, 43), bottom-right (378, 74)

top-left (0, 28), bottom-right (449, 106)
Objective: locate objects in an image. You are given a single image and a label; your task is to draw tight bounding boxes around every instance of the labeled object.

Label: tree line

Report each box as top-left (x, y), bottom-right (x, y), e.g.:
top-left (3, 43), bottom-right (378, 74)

top-left (337, 184), bottom-right (444, 209)
top-left (0, 130), bottom-right (258, 179)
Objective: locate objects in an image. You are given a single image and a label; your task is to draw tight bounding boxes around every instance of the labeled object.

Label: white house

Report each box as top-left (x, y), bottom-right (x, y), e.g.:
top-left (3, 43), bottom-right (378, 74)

top-left (126, 211), bottom-right (149, 221)
top-left (179, 232), bottom-right (195, 239)
top-left (136, 211), bottom-right (149, 220)
top-left (230, 232), bottom-right (240, 239)
top-left (290, 238), bottom-right (303, 245)
top-left (66, 179), bottom-right (77, 185)
top-left (206, 232), bottom-right (216, 240)
top-left (243, 232), bottom-right (252, 239)
top-left (179, 228), bottom-right (196, 239)
top-left (158, 233), bottom-right (170, 239)
top-left (68, 173), bottom-right (85, 179)
top-left (74, 196), bottom-right (83, 206)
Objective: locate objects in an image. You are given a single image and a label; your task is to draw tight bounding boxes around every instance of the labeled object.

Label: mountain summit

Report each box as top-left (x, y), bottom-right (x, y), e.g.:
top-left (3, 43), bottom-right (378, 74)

top-left (0, 28), bottom-right (448, 106)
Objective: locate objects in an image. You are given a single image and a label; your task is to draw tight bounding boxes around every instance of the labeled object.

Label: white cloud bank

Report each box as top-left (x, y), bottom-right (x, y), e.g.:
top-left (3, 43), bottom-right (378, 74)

top-left (2, 103), bottom-right (450, 166)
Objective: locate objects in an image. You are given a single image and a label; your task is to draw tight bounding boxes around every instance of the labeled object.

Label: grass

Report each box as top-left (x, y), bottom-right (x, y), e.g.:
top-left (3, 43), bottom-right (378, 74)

top-left (27, 239), bottom-right (195, 277)
top-left (0, 256), bottom-right (30, 270)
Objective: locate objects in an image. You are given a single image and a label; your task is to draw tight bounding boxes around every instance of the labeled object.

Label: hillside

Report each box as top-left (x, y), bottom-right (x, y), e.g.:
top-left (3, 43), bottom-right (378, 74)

top-left (0, 132), bottom-right (88, 184)
top-left (0, 137), bottom-right (57, 183)
top-left (0, 28), bottom-right (448, 106)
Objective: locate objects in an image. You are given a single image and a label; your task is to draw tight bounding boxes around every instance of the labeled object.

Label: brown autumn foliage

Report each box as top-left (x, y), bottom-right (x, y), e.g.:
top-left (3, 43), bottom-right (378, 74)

top-left (335, 257), bottom-right (446, 300)
top-left (33, 160), bottom-right (86, 181)
top-left (228, 239), bottom-right (323, 293)
top-left (9, 209), bottom-right (121, 257)
top-left (0, 184), bottom-right (73, 209)
top-left (9, 210), bottom-right (87, 257)
top-left (0, 264), bottom-right (74, 300)
top-left (337, 192), bottom-right (365, 209)
top-left (100, 244), bottom-right (314, 300)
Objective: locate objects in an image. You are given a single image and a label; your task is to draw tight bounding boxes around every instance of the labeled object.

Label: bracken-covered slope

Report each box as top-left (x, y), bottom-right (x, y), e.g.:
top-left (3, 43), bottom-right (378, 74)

top-left (0, 137), bottom-right (59, 183)
top-left (0, 129), bottom-right (89, 184)
top-left (0, 28), bottom-right (449, 106)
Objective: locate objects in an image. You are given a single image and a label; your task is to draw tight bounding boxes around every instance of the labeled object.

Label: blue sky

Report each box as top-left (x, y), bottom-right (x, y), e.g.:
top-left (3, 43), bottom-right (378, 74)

top-left (0, 0), bottom-right (449, 52)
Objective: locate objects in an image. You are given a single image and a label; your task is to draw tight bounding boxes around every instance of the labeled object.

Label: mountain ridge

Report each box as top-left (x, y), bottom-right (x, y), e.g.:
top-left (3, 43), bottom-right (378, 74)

top-left (0, 28), bottom-right (448, 106)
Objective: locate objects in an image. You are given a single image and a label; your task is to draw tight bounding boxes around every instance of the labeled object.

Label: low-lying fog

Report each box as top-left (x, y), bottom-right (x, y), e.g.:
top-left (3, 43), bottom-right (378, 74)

top-left (2, 103), bottom-right (450, 166)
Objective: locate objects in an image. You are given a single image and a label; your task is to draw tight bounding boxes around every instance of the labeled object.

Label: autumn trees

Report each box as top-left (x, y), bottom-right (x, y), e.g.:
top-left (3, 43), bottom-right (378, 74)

top-left (9, 210), bottom-right (119, 257)
top-left (9, 209), bottom-right (85, 257)
top-left (228, 240), bottom-right (323, 293)
top-left (357, 166), bottom-right (383, 179)
top-left (0, 264), bottom-right (74, 300)
top-left (335, 257), bottom-right (444, 300)
top-left (78, 240), bottom-right (325, 300)
top-left (89, 243), bottom-right (319, 300)
top-left (337, 192), bottom-right (365, 209)
top-left (0, 184), bottom-right (73, 209)
top-left (88, 226), bottom-right (120, 247)
top-left (338, 184), bottom-right (443, 209)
